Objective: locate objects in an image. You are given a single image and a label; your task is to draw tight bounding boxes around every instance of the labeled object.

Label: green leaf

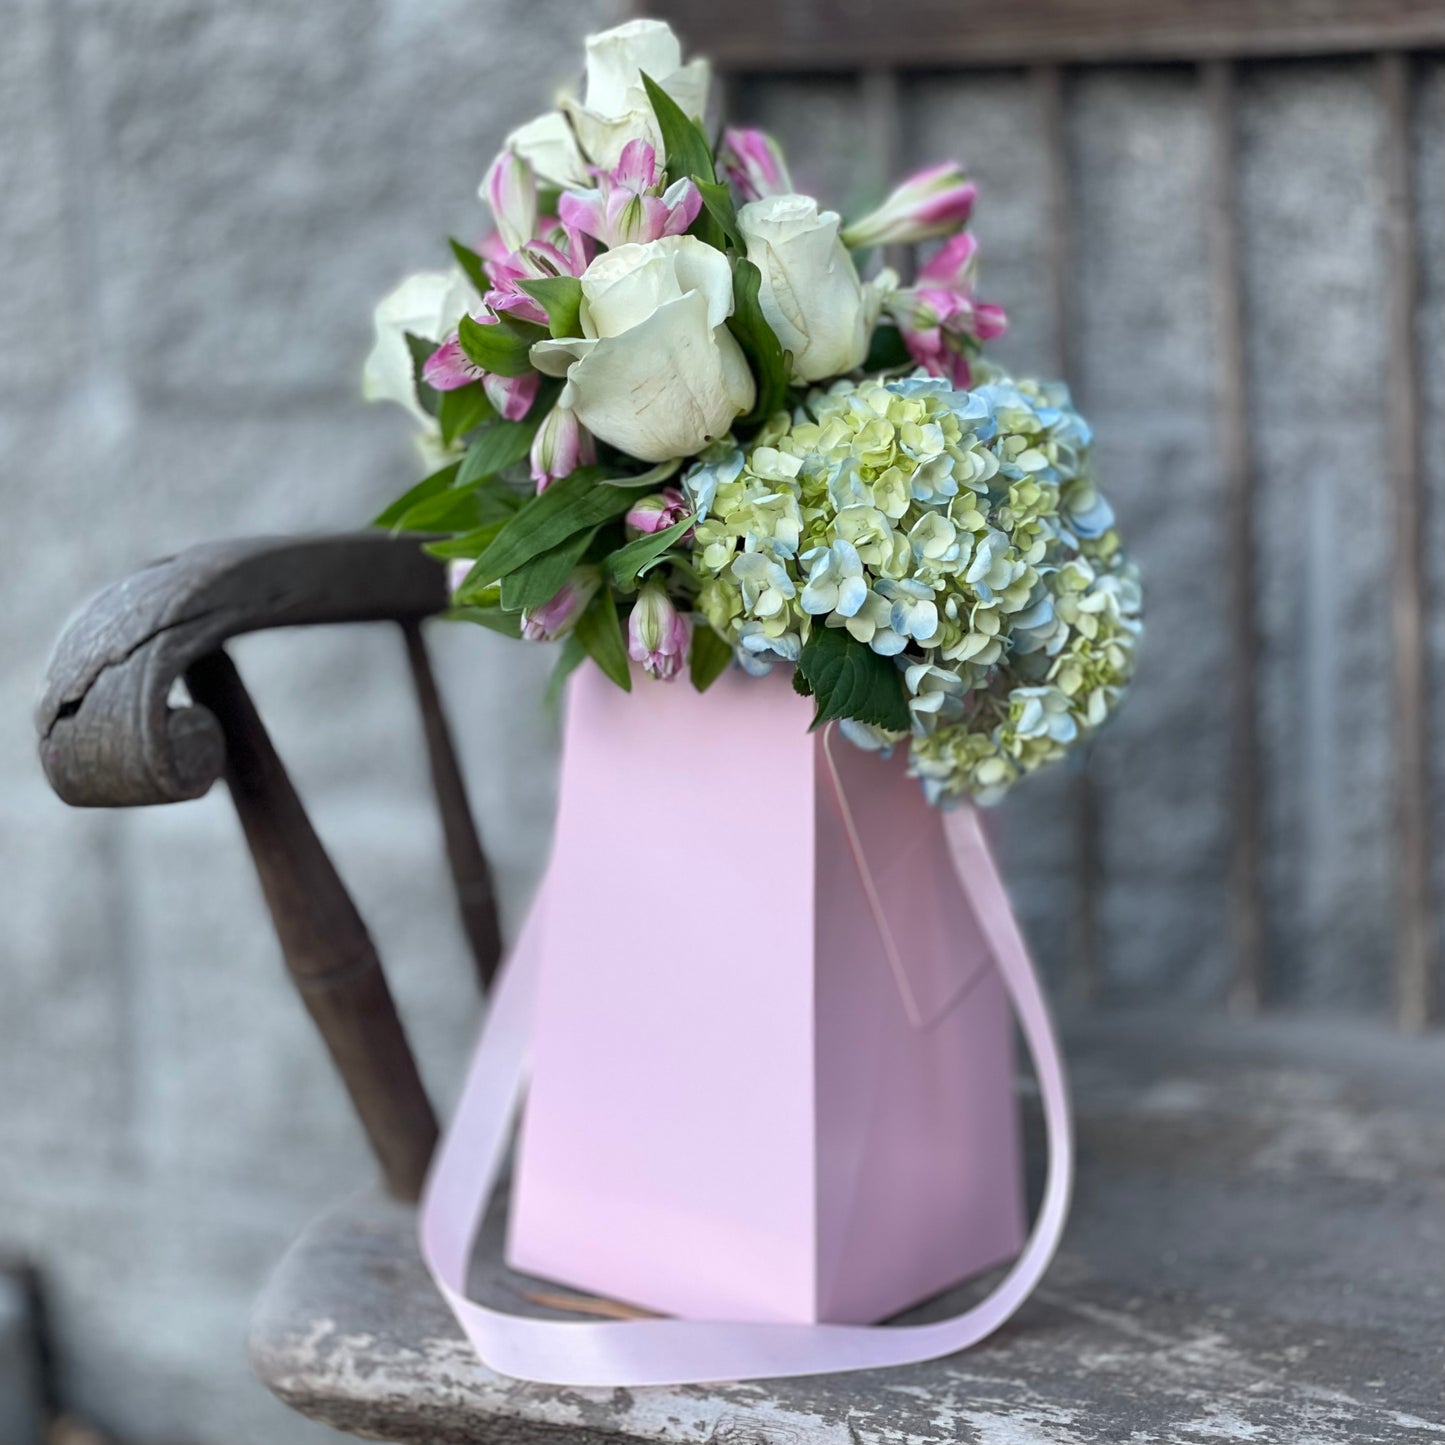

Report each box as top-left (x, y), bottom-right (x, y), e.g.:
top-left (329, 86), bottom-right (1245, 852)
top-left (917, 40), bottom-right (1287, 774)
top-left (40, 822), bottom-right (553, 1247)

top-left (449, 238), bottom-right (489, 293)
top-left (467, 466), bottom-right (634, 589)
top-left (791, 665), bottom-right (813, 697)
top-left (445, 605), bottom-right (523, 638)
top-left (574, 587), bottom-right (632, 692)
top-left (795, 627), bottom-right (910, 732)
top-left (398, 479), bottom-right (517, 537)
top-left (458, 313), bottom-right (534, 377)
top-left (694, 178), bottom-right (742, 249)
top-left (458, 418), bottom-right (541, 485)
top-left (864, 323), bottom-right (912, 372)
top-left (689, 625), bottom-right (733, 693)
top-left (404, 333), bottom-right (441, 419)
top-left (728, 259), bottom-right (789, 426)
top-left (545, 633), bottom-right (588, 710)
top-left (499, 527), bottom-right (598, 612)
top-left (518, 277), bottom-right (584, 339)
top-left (603, 516), bottom-right (693, 592)
top-left (640, 72), bottom-right (716, 186)
top-left (423, 522), bottom-right (507, 560)
top-left (372, 461), bottom-right (460, 529)
top-left (437, 383), bottom-right (494, 446)
top-left (493, 312), bottom-right (551, 347)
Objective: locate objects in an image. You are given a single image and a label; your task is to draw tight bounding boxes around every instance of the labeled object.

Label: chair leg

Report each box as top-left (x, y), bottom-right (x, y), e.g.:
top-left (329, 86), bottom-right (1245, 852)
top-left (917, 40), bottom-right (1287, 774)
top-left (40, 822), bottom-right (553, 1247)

top-left (186, 650), bottom-right (438, 1200)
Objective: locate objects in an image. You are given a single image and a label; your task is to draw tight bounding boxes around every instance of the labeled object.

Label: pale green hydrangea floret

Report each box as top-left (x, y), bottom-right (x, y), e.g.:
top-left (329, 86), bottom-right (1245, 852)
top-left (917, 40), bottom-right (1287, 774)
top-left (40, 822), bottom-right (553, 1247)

top-left (684, 369), bottom-right (1143, 804)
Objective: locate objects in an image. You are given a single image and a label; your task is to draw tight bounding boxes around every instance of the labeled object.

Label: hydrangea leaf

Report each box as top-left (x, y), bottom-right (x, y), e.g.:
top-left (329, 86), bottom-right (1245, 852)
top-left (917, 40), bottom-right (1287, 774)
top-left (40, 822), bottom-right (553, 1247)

top-left (574, 587), bottom-right (632, 692)
top-left (796, 627), bottom-right (910, 733)
top-left (689, 625), bottom-right (733, 693)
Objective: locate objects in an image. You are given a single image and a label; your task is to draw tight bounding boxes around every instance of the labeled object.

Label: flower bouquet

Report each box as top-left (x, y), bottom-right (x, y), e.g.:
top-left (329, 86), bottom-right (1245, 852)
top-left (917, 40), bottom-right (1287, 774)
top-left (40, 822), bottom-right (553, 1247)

top-left (366, 18), bottom-right (1142, 1386)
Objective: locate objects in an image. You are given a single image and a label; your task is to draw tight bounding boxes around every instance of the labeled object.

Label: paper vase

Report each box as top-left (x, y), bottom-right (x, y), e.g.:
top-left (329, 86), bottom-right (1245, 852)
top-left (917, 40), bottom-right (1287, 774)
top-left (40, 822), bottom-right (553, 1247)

top-left (506, 662), bottom-right (1026, 1325)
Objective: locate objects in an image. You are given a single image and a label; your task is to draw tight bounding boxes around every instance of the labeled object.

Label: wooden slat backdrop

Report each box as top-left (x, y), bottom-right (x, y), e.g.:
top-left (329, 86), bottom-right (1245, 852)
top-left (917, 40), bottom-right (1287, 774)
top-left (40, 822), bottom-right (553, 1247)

top-left (651, 0), bottom-right (1445, 69)
top-left (645, 1), bottom-right (1441, 1026)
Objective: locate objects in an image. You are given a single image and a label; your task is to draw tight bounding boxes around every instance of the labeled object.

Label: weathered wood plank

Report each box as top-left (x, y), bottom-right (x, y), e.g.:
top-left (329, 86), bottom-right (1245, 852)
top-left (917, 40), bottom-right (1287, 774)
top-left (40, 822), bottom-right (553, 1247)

top-left (401, 622), bottom-right (503, 992)
top-left (251, 1012), bottom-right (1445, 1444)
top-left (655, 0), bottom-right (1445, 70)
top-left (1379, 52), bottom-right (1435, 1031)
top-left (1033, 63), bottom-right (1102, 1006)
top-left (1203, 60), bottom-right (1267, 1013)
top-left (186, 650), bottom-right (439, 1201)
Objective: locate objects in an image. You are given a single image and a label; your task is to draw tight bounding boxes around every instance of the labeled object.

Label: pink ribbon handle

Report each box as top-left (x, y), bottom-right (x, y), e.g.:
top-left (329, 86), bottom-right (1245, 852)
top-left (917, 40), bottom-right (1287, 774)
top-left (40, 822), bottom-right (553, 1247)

top-left (419, 800), bottom-right (1074, 1387)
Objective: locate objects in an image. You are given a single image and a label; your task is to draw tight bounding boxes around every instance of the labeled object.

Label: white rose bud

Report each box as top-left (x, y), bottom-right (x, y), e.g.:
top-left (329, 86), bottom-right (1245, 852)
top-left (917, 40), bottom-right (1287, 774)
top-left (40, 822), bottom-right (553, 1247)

top-left (561, 19), bottom-right (711, 173)
top-left (530, 235), bottom-right (755, 463)
top-left (736, 194), bottom-right (872, 383)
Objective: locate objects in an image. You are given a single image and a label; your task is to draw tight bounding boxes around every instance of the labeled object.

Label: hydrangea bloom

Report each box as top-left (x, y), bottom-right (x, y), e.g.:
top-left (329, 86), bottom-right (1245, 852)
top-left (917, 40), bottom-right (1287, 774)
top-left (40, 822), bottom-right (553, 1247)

top-left (685, 371), bottom-right (1142, 804)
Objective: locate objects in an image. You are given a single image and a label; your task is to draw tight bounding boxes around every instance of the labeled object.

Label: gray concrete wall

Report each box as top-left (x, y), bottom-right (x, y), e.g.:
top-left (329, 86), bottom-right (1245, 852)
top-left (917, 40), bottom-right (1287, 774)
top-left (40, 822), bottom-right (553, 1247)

top-left (0, 5), bottom-right (1440, 1440)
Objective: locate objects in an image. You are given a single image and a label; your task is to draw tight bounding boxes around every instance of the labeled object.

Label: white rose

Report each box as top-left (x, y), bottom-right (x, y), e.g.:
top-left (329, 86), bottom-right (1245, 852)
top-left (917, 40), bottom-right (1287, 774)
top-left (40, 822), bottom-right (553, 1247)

top-left (531, 235), bottom-right (755, 463)
top-left (362, 269), bottom-right (476, 425)
top-left (561, 19), bottom-right (710, 173)
top-left (737, 194), bottom-right (873, 383)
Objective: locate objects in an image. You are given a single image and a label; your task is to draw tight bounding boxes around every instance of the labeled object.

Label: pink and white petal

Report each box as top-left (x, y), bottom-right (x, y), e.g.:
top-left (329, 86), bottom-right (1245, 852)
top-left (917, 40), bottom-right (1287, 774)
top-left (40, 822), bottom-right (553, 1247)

top-left (558, 189), bottom-right (608, 243)
top-left (483, 369), bottom-right (540, 421)
top-left (423, 334), bottom-right (485, 391)
top-left (973, 301), bottom-right (1009, 339)
top-left (660, 179), bottom-right (702, 235)
top-left (918, 231), bottom-right (979, 288)
top-left (613, 138), bottom-right (659, 191)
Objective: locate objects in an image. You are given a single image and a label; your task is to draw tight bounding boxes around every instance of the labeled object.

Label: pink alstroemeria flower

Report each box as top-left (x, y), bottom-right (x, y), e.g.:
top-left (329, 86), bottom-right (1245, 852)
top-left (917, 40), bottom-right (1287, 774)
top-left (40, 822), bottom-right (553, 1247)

top-left (841, 162), bottom-right (977, 249)
top-left (423, 223), bottom-right (591, 421)
top-left (627, 582), bottom-right (691, 682)
top-left (559, 140), bottom-right (701, 249)
top-left (624, 486), bottom-right (691, 538)
top-left (717, 128), bottom-right (792, 203)
top-left (421, 318), bottom-right (540, 420)
top-left (530, 402), bottom-right (595, 492)
top-left (521, 566), bottom-right (601, 642)
top-left (884, 233), bottom-right (1007, 388)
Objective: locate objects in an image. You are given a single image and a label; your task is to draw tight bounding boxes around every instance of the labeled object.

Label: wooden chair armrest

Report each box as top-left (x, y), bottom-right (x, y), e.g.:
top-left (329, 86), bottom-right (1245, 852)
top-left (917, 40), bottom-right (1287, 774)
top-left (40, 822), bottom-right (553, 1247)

top-left (36, 531), bottom-right (446, 808)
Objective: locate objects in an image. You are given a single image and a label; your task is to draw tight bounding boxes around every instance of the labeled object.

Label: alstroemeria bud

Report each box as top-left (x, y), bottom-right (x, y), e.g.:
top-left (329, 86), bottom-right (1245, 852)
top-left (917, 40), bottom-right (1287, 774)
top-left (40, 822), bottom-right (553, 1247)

top-left (627, 582), bottom-right (691, 681)
top-left (840, 162), bottom-right (977, 249)
top-left (482, 150), bottom-right (538, 254)
top-left (530, 402), bottom-right (594, 492)
top-left (624, 486), bottom-right (690, 537)
top-left (446, 558), bottom-right (474, 594)
top-left (718, 128), bottom-right (792, 203)
top-left (521, 566), bottom-right (600, 642)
